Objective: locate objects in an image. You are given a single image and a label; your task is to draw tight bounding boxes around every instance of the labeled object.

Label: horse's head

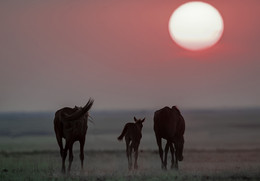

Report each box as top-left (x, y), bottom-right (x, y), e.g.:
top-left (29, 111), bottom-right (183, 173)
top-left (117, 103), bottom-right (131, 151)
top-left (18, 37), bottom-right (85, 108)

top-left (175, 135), bottom-right (184, 161)
top-left (134, 117), bottom-right (145, 130)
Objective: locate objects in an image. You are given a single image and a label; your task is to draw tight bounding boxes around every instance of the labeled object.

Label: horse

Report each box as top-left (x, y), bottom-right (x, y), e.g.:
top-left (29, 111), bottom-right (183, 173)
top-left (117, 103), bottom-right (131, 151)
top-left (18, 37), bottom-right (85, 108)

top-left (118, 117), bottom-right (145, 170)
top-left (54, 98), bottom-right (94, 173)
top-left (153, 106), bottom-right (185, 170)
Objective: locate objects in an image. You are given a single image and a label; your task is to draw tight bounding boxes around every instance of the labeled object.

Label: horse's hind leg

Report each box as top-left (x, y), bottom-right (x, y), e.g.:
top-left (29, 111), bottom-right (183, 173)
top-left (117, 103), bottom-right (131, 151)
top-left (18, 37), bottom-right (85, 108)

top-left (174, 150), bottom-right (179, 169)
top-left (155, 135), bottom-right (165, 169)
top-left (79, 138), bottom-right (85, 170)
top-left (164, 141), bottom-right (170, 170)
top-left (68, 143), bottom-right (74, 173)
top-left (169, 143), bottom-right (175, 169)
top-left (62, 141), bottom-right (70, 173)
top-left (125, 138), bottom-right (132, 170)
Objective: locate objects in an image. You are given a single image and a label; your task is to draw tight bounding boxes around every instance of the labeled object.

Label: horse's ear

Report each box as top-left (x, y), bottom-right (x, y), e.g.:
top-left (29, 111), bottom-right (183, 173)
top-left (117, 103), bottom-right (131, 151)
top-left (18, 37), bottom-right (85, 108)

top-left (142, 118), bottom-right (145, 123)
top-left (134, 117), bottom-right (137, 122)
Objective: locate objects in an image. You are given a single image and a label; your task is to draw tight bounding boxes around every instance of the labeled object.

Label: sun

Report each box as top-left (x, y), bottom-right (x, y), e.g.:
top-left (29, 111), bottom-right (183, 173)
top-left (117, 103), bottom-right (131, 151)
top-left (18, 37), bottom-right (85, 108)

top-left (169, 1), bottom-right (224, 51)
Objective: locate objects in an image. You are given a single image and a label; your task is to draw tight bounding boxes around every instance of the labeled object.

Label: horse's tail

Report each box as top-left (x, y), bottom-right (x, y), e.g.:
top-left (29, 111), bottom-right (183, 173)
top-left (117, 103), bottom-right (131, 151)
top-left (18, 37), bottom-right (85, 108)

top-left (63, 98), bottom-right (94, 121)
top-left (172, 105), bottom-right (181, 115)
top-left (54, 114), bottom-right (63, 157)
top-left (82, 98), bottom-right (94, 113)
top-left (118, 124), bottom-right (128, 141)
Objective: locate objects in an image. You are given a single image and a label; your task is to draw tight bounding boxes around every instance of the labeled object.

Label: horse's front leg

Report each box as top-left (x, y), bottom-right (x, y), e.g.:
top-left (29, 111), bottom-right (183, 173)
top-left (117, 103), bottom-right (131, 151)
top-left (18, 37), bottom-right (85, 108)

top-left (134, 142), bottom-right (140, 169)
top-left (125, 138), bottom-right (132, 170)
top-left (129, 142), bottom-right (133, 170)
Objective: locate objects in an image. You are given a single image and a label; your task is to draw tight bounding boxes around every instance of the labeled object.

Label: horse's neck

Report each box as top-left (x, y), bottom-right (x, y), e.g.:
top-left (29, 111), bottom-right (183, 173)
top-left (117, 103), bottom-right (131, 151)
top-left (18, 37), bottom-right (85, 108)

top-left (135, 124), bottom-right (142, 133)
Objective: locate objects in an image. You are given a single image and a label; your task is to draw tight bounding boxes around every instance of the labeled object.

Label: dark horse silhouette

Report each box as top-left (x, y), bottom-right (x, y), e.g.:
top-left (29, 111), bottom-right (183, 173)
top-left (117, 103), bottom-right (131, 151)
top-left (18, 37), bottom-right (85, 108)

top-left (118, 117), bottom-right (145, 170)
top-left (54, 98), bottom-right (94, 173)
top-left (154, 106), bottom-right (185, 170)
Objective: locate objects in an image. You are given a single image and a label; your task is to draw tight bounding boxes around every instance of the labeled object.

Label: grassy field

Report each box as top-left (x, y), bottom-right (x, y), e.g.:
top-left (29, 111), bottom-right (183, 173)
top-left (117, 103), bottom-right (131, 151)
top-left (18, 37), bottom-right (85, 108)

top-left (1, 109), bottom-right (260, 180)
top-left (1, 149), bottom-right (260, 181)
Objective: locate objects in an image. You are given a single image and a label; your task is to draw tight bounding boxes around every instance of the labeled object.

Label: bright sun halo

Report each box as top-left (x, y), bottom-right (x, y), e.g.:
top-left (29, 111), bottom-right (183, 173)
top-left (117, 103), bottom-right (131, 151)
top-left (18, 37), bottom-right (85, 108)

top-left (169, 1), bottom-right (224, 51)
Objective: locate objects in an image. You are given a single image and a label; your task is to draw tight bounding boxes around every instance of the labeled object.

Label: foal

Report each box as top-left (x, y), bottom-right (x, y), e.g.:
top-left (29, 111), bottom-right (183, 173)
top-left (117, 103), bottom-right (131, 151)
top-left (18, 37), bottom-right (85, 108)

top-left (118, 117), bottom-right (145, 170)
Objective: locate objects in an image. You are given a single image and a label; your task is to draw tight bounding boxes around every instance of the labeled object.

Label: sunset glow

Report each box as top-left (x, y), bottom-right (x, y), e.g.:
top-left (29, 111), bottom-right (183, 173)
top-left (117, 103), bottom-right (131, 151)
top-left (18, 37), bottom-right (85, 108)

top-left (0, 1), bottom-right (260, 111)
top-left (169, 1), bottom-right (224, 51)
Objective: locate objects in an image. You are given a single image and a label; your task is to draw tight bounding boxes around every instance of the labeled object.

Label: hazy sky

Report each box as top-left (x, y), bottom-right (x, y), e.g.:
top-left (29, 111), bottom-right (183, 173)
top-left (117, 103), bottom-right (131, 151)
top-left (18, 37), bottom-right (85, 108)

top-left (1, 0), bottom-right (260, 112)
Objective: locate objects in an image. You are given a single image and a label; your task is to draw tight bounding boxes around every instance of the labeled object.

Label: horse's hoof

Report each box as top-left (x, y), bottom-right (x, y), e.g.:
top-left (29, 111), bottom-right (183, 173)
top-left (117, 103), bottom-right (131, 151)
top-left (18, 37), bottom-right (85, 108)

top-left (171, 164), bottom-right (178, 170)
top-left (161, 165), bottom-right (167, 170)
top-left (171, 166), bottom-right (178, 170)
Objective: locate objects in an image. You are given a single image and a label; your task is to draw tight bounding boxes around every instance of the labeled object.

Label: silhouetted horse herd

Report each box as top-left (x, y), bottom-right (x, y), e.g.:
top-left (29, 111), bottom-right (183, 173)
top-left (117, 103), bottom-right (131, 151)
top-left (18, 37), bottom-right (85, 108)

top-left (54, 98), bottom-right (185, 173)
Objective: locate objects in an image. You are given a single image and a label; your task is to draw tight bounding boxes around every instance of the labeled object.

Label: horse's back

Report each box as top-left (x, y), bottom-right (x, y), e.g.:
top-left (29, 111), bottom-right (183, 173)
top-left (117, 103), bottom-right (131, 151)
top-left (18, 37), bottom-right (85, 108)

top-left (125, 123), bottom-right (142, 141)
top-left (154, 106), bottom-right (183, 140)
top-left (154, 107), bottom-right (176, 127)
top-left (54, 107), bottom-right (88, 140)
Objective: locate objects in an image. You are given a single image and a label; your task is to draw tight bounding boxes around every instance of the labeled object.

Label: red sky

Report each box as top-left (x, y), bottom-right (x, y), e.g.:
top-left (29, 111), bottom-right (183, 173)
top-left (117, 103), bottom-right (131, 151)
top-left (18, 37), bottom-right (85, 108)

top-left (0, 0), bottom-right (260, 111)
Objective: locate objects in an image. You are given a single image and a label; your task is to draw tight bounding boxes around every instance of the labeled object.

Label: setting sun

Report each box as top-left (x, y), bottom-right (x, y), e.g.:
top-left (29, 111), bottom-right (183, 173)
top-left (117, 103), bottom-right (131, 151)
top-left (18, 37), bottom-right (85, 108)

top-left (169, 1), bottom-right (224, 51)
